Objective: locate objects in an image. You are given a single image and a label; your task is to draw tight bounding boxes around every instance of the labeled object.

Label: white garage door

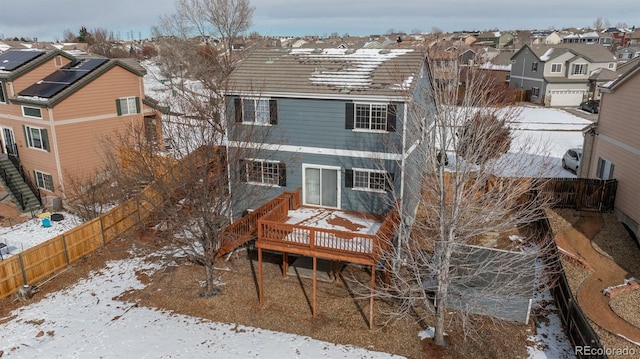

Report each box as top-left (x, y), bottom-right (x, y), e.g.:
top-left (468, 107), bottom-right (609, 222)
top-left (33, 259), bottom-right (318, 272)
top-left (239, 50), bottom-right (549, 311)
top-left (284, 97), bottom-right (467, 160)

top-left (549, 90), bottom-right (585, 107)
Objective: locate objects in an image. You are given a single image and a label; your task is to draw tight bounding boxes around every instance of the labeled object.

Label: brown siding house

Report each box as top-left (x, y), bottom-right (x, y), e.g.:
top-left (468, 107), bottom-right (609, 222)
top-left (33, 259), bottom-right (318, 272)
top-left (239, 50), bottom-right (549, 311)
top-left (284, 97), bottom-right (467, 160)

top-left (0, 50), bottom-right (163, 208)
top-left (584, 58), bottom-right (640, 240)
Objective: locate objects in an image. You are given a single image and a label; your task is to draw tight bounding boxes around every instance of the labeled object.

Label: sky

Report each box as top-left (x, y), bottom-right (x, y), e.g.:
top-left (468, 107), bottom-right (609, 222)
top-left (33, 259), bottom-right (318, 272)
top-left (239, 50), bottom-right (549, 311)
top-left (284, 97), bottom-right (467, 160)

top-left (0, 0), bottom-right (638, 42)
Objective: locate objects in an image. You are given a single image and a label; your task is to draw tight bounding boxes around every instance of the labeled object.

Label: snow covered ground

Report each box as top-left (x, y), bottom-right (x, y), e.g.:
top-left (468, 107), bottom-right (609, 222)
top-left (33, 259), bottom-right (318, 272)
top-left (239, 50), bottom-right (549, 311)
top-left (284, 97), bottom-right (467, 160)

top-left (0, 216), bottom-right (575, 358)
top-left (0, 212), bottom-right (82, 258)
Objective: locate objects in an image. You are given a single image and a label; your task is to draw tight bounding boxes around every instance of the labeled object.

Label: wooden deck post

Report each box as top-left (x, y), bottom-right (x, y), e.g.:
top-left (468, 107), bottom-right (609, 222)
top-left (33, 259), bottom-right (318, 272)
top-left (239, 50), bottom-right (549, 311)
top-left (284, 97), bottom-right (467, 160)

top-left (283, 252), bottom-right (288, 277)
top-left (258, 248), bottom-right (264, 306)
top-left (370, 264), bottom-right (375, 330)
top-left (312, 256), bottom-right (317, 317)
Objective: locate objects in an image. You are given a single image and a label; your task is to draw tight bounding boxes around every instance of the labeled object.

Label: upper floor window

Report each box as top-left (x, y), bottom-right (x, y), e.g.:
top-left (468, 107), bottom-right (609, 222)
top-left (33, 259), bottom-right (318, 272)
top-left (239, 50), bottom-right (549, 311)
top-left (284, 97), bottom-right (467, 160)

top-left (551, 64), bottom-right (562, 73)
top-left (23, 125), bottom-right (50, 151)
top-left (345, 168), bottom-right (394, 192)
top-left (571, 64), bottom-right (588, 75)
top-left (34, 170), bottom-right (54, 192)
top-left (240, 158), bottom-right (286, 186)
top-left (608, 62), bottom-right (615, 69)
top-left (234, 97), bottom-right (277, 125)
top-left (346, 103), bottom-right (397, 132)
top-left (116, 97), bottom-right (140, 116)
top-left (531, 62), bottom-right (538, 72)
top-left (22, 106), bottom-right (42, 119)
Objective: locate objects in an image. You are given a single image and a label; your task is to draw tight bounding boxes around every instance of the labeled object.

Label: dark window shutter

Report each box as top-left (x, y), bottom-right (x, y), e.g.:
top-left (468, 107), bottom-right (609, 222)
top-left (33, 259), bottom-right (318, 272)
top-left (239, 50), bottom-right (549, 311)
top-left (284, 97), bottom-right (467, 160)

top-left (385, 172), bottom-right (395, 192)
top-left (234, 98), bottom-right (243, 123)
top-left (345, 169), bottom-right (353, 188)
top-left (269, 99), bottom-right (278, 125)
top-left (278, 162), bottom-right (286, 186)
top-left (387, 103), bottom-right (397, 132)
top-left (609, 163), bottom-right (615, 179)
top-left (345, 103), bottom-right (354, 129)
top-left (116, 99), bottom-right (122, 116)
top-left (135, 97), bottom-right (141, 113)
top-left (239, 159), bottom-right (247, 182)
top-left (23, 125), bottom-right (29, 146)
top-left (41, 129), bottom-right (50, 152)
top-left (34, 170), bottom-right (38, 187)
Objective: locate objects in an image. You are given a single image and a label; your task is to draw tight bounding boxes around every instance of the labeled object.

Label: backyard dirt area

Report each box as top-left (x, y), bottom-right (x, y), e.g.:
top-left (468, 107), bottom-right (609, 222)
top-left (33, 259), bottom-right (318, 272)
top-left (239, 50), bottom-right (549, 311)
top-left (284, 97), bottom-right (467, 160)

top-left (0, 224), bottom-right (537, 359)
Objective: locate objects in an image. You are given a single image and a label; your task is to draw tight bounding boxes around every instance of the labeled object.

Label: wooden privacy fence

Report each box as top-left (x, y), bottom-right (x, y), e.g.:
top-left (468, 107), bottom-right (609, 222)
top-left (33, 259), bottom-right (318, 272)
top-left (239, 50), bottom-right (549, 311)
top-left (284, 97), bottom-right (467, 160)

top-left (0, 146), bottom-right (206, 300)
top-left (543, 178), bottom-right (617, 212)
top-left (531, 215), bottom-right (607, 359)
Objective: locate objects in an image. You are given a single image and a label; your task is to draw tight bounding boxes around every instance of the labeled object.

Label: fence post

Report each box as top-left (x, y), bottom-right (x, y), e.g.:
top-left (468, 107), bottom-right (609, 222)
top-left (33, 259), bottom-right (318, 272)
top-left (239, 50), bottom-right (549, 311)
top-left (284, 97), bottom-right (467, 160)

top-left (62, 234), bottom-right (70, 265)
top-left (99, 215), bottom-right (106, 246)
top-left (576, 180), bottom-right (584, 211)
top-left (18, 254), bottom-right (28, 285)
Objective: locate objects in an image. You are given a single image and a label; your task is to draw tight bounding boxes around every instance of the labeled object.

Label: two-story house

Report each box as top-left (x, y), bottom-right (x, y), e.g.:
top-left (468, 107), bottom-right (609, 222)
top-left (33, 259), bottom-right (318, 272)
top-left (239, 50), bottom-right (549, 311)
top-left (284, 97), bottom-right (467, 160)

top-left (509, 43), bottom-right (617, 106)
top-left (226, 47), bottom-right (432, 219)
top-left (582, 58), bottom-right (640, 242)
top-left (0, 49), bottom-right (162, 211)
top-left (221, 47), bottom-right (433, 323)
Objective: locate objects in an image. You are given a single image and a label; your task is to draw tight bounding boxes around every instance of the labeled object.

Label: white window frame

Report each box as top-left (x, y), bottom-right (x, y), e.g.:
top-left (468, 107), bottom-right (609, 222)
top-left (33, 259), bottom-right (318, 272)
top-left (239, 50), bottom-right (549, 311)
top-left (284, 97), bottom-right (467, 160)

top-left (571, 63), bottom-right (588, 75)
top-left (352, 168), bottom-right (388, 193)
top-left (608, 62), bottom-right (615, 69)
top-left (550, 63), bottom-right (562, 73)
top-left (25, 125), bottom-right (48, 151)
top-left (354, 103), bottom-right (388, 132)
top-left (244, 158), bottom-right (282, 187)
top-left (22, 106), bottom-right (42, 119)
top-left (241, 98), bottom-right (270, 125)
top-left (302, 163), bottom-right (341, 209)
top-left (34, 170), bottom-right (54, 192)
top-left (117, 97), bottom-right (138, 116)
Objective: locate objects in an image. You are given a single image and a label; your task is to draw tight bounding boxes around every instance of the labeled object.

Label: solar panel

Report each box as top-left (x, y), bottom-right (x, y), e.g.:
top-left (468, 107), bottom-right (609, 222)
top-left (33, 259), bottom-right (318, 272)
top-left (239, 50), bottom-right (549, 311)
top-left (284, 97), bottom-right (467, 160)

top-left (0, 51), bottom-right (45, 71)
top-left (18, 58), bottom-right (109, 98)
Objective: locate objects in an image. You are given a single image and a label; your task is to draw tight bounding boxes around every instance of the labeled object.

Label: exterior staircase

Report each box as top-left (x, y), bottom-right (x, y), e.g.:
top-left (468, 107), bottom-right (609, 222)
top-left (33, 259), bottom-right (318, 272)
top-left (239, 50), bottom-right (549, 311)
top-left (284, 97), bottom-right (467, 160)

top-left (0, 156), bottom-right (41, 213)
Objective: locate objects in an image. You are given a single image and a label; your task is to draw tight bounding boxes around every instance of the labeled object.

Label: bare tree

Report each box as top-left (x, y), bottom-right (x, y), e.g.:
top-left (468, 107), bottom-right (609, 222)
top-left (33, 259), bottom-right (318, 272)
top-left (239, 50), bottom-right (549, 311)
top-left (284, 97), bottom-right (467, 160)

top-left (153, 0), bottom-right (254, 75)
top-left (374, 57), bottom-right (558, 346)
top-left (593, 17), bottom-right (604, 31)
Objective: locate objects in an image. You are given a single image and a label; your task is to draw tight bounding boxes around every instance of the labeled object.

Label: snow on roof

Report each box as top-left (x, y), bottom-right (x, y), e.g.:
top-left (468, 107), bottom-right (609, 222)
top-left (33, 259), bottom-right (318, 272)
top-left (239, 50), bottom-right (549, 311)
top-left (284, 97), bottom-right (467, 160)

top-left (539, 48), bottom-right (555, 61)
top-left (480, 63), bottom-right (511, 71)
top-left (289, 48), bottom-right (414, 90)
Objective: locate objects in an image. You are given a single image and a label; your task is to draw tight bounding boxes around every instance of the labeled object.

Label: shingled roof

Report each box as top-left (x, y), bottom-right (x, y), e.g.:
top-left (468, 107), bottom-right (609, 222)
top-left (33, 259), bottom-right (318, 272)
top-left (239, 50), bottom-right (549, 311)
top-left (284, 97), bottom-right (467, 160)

top-left (227, 48), bottom-right (427, 99)
top-left (527, 43), bottom-right (616, 63)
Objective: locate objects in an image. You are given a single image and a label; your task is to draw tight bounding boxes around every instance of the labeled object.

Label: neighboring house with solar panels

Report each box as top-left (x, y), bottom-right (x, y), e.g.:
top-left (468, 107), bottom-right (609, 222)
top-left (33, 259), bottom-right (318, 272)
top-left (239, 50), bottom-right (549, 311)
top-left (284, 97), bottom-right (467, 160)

top-left (0, 49), bottom-right (163, 211)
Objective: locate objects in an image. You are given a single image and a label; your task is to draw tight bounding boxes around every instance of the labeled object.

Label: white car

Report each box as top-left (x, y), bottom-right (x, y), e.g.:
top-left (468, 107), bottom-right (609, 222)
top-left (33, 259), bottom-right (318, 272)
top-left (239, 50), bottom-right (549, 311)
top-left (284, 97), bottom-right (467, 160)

top-left (562, 148), bottom-right (582, 173)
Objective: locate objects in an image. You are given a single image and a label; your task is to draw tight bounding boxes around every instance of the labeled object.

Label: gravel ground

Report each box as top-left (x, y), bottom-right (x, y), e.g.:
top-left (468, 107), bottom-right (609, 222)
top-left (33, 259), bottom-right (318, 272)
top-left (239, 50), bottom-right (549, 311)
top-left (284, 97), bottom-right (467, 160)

top-left (547, 208), bottom-right (640, 357)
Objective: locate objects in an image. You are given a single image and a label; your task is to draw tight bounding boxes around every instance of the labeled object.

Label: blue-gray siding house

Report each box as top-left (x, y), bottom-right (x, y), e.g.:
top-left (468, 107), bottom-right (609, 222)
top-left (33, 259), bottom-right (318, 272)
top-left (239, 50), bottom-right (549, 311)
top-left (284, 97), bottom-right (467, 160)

top-left (509, 43), bottom-right (617, 106)
top-left (225, 48), bottom-right (434, 229)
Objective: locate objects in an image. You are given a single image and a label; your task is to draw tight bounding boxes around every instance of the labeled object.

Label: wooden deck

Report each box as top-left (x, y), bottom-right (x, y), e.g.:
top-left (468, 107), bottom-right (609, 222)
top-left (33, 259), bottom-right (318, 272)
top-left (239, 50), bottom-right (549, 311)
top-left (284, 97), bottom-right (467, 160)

top-left (219, 188), bottom-right (400, 329)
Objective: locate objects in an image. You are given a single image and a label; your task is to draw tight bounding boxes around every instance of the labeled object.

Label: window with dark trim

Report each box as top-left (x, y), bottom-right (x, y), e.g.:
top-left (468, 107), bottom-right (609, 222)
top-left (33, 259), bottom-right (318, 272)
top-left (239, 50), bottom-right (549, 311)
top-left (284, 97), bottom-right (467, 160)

top-left (345, 103), bottom-right (396, 132)
top-left (551, 64), bottom-right (562, 73)
top-left (531, 87), bottom-right (540, 97)
top-left (345, 169), bottom-right (394, 192)
top-left (235, 98), bottom-right (277, 125)
top-left (116, 97), bottom-right (140, 116)
top-left (22, 106), bottom-right (42, 119)
top-left (239, 159), bottom-right (286, 186)
top-left (531, 62), bottom-right (538, 72)
top-left (596, 157), bottom-right (614, 180)
top-left (0, 81), bottom-right (6, 104)
top-left (23, 125), bottom-right (50, 151)
top-left (34, 170), bottom-right (54, 192)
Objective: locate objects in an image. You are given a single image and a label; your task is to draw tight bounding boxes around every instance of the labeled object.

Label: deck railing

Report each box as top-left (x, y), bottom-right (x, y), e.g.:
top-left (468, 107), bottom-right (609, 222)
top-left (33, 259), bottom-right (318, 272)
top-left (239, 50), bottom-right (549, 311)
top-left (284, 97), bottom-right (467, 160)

top-left (257, 201), bottom-right (400, 263)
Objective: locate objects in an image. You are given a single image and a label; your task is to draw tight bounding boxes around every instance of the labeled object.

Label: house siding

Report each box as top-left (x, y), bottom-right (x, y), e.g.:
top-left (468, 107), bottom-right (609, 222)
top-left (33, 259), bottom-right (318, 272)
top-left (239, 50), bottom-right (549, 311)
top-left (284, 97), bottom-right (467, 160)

top-left (509, 49), bottom-right (546, 103)
top-left (589, 73), bottom-right (640, 237)
top-left (10, 56), bottom-right (71, 95)
top-left (228, 97), bottom-right (404, 153)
